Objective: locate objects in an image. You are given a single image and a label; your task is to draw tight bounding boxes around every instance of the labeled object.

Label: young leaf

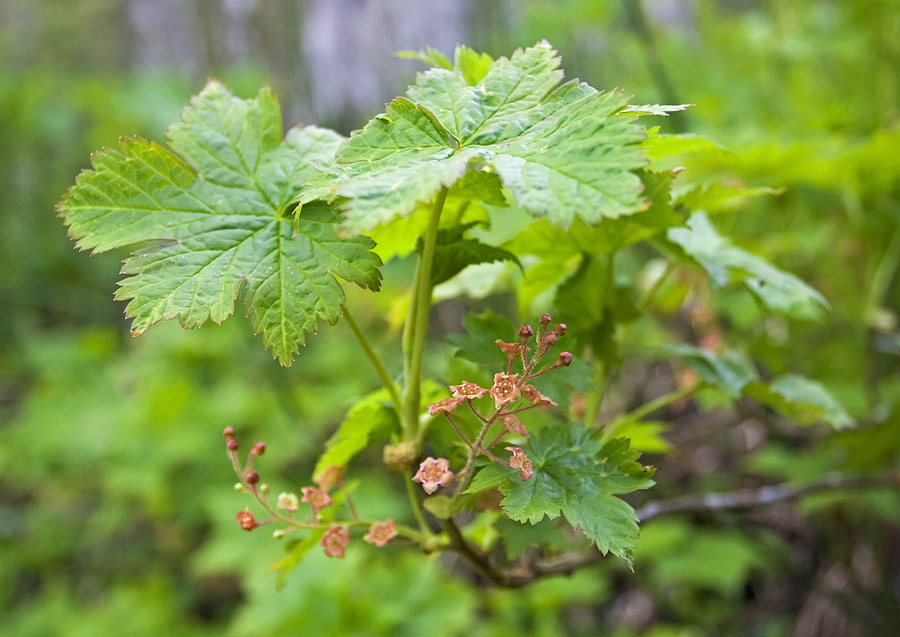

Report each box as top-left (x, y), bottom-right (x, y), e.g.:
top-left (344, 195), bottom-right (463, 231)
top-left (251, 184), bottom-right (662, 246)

top-left (446, 311), bottom-right (517, 366)
top-left (313, 389), bottom-right (398, 477)
top-left (468, 425), bottom-right (655, 564)
top-left (295, 41), bottom-right (650, 233)
top-left (58, 81), bottom-right (382, 365)
top-left (417, 224), bottom-right (520, 287)
top-left (666, 212), bottom-right (828, 319)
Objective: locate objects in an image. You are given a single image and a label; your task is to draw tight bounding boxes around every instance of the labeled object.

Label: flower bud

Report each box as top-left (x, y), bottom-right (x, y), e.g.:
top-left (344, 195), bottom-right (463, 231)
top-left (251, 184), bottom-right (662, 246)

top-left (517, 325), bottom-right (534, 341)
top-left (234, 482), bottom-right (245, 492)
top-left (251, 441), bottom-right (266, 456)
top-left (383, 441), bottom-right (417, 472)
top-left (222, 426), bottom-right (235, 438)
top-left (259, 483), bottom-right (269, 495)
top-left (245, 470), bottom-right (260, 486)
top-left (558, 351), bottom-right (573, 367)
top-left (554, 323), bottom-right (567, 336)
top-left (273, 528), bottom-right (288, 540)
top-left (226, 438), bottom-right (239, 451)
top-left (543, 332), bottom-right (558, 347)
top-left (540, 313), bottom-right (552, 325)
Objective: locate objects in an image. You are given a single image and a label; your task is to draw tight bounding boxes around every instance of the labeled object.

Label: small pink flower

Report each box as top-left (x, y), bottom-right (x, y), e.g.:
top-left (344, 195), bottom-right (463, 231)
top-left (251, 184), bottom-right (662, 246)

top-left (235, 508), bottom-right (258, 531)
top-left (363, 519), bottom-right (397, 547)
top-left (506, 447), bottom-right (534, 481)
top-left (449, 381), bottom-right (489, 400)
top-left (490, 372), bottom-right (520, 409)
top-left (321, 526), bottom-right (350, 558)
top-left (520, 384), bottom-right (558, 408)
top-left (412, 457), bottom-right (454, 494)
top-left (301, 486), bottom-right (332, 513)
top-left (500, 414), bottom-right (529, 437)
top-left (427, 396), bottom-right (464, 416)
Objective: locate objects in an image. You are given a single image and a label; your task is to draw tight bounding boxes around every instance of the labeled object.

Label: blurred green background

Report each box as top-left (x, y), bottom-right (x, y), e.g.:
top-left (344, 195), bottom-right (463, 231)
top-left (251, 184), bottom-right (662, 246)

top-left (2, 1), bottom-right (899, 635)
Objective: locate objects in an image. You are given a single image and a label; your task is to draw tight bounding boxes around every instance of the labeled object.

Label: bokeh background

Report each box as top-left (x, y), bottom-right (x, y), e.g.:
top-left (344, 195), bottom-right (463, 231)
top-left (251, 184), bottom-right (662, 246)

top-left (2, 1), bottom-right (899, 635)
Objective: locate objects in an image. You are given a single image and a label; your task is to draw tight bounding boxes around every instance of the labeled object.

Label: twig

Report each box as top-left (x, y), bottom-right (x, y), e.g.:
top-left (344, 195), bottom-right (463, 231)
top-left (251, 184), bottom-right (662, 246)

top-left (635, 472), bottom-right (900, 522)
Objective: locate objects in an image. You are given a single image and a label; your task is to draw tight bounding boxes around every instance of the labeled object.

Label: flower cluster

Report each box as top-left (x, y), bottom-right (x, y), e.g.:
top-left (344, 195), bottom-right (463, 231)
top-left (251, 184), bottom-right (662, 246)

top-left (223, 430), bottom-right (398, 559)
top-left (417, 315), bottom-right (573, 494)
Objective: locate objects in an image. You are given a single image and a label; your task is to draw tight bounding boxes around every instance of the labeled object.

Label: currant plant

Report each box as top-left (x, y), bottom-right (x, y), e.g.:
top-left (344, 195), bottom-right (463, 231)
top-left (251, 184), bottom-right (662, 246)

top-left (58, 41), bottom-right (851, 585)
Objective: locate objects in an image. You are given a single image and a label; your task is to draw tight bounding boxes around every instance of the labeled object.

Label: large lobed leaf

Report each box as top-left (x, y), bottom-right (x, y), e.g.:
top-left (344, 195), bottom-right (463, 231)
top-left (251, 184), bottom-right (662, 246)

top-left (58, 81), bottom-right (382, 365)
top-left (466, 424), bottom-right (655, 564)
top-left (295, 41), bottom-right (653, 233)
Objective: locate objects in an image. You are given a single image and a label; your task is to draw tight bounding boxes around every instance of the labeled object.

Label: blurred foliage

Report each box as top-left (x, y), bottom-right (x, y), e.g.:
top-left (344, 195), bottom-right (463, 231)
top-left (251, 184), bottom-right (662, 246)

top-left (2, 0), bottom-right (899, 635)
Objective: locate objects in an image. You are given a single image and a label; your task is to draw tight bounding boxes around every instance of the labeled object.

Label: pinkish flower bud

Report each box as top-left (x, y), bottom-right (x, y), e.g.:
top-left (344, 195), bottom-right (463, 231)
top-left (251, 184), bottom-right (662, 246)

top-left (227, 438), bottom-right (239, 451)
top-left (320, 526), bottom-right (350, 558)
top-left (540, 313), bottom-right (552, 325)
top-left (449, 381), bottom-right (489, 400)
top-left (558, 351), bottom-right (573, 367)
top-left (251, 442), bottom-right (266, 456)
top-left (223, 426), bottom-right (235, 438)
top-left (276, 492), bottom-right (299, 512)
top-left (517, 325), bottom-right (534, 341)
top-left (554, 323), bottom-right (567, 336)
top-left (235, 508), bottom-right (258, 531)
top-left (506, 447), bottom-right (534, 481)
top-left (245, 470), bottom-right (260, 486)
top-left (363, 520), bottom-right (398, 547)
top-left (490, 372), bottom-right (521, 409)
top-left (542, 332), bottom-right (558, 347)
top-left (412, 457), bottom-right (454, 495)
top-left (301, 486), bottom-right (332, 511)
top-left (314, 465), bottom-right (344, 490)
top-left (427, 396), bottom-right (465, 416)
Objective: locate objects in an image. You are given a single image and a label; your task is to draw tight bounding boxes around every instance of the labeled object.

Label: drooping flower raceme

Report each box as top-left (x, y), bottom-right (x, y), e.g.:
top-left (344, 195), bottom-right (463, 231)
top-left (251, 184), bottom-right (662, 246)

top-left (412, 457), bottom-right (454, 494)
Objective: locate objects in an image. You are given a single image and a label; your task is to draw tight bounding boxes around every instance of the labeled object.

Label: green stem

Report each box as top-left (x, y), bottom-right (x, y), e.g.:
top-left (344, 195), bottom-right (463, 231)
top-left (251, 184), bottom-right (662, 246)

top-left (401, 187), bottom-right (448, 443)
top-left (405, 470), bottom-right (432, 538)
top-left (341, 303), bottom-right (402, 419)
top-left (623, 384), bottom-right (698, 423)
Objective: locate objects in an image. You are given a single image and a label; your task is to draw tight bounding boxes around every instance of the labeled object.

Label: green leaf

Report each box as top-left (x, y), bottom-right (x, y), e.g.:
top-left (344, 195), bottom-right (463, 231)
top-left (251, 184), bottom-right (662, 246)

top-left (313, 389), bottom-right (398, 476)
top-left (270, 530), bottom-right (325, 589)
top-left (446, 310), bottom-right (517, 366)
top-left (666, 344), bottom-right (758, 398)
top-left (469, 424), bottom-right (655, 564)
top-left (396, 47), bottom-right (453, 70)
top-left (620, 104), bottom-right (692, 117)
top-left (744, 374), bottom-right (854, 429)
top-left (666, 212), bottom-right (828, 319)
top-left (676, 182), bottom-right (782, 214)
top-left (58, 81), bottom-right (382, 365)
top-left (296, 42), bottom-right (649, 233)
top-left (454, 45), bottom-right (493, 85)
top-left (418, 224), bottom-right (520, 287)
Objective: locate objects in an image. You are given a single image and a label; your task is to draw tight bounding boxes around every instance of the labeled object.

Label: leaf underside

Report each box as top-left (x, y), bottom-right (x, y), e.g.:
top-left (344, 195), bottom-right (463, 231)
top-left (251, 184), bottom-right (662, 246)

top-left (58, 81), bottom-right (382, 365)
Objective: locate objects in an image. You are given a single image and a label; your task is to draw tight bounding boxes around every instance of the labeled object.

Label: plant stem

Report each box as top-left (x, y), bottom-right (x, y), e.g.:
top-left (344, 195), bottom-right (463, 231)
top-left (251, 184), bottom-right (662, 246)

top-left (622, 383), bottom-right (698, 423)
top-left (405, 470), bottom-right (432, 538)
top-left (401, 187), bottom-right (448, 443)
top-left (341, 303), bottom-right (402, 419)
